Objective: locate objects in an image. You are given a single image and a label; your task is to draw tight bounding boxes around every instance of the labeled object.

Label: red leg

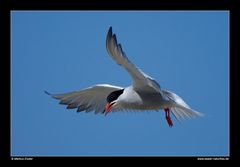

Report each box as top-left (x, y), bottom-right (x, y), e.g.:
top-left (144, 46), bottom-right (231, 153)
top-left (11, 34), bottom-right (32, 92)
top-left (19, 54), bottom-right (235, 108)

top-left (164, 108), bottom-right (173, 127)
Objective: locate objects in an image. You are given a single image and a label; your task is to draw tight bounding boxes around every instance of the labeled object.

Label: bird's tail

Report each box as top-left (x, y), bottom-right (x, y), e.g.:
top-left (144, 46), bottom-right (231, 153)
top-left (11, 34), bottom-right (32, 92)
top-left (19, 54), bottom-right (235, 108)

top-left (162, 90), bottom-right (203, 122)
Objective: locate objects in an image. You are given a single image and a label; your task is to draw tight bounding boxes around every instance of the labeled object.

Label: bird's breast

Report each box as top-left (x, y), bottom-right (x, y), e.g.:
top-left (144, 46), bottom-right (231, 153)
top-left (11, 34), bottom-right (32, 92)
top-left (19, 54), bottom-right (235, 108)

top-left (117, 87), bottom-right (164, 110)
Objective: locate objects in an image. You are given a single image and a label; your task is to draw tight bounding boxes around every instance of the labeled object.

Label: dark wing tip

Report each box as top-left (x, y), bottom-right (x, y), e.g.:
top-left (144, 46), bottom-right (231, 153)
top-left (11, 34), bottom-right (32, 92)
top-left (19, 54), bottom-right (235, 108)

top-left (107, 26), bottom-right (113, 38)
top-left (112, 34), bottom-right (118, 45)
top-left (44, 90), bottom-right (51, 96)
top-left (106, 26), bottom-right (113, 47)
top-left (44, 90), bottom-right (59, 100)
top-left (66, 104), bottom-right (77, 109)
top-left (109, 26), bottom-right (112, 33)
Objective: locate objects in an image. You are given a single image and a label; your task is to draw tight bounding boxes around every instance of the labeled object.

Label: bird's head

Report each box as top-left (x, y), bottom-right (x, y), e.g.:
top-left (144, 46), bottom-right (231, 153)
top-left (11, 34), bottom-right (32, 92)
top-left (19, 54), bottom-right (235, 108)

top-left (105, 89), bottom-right (124, 113)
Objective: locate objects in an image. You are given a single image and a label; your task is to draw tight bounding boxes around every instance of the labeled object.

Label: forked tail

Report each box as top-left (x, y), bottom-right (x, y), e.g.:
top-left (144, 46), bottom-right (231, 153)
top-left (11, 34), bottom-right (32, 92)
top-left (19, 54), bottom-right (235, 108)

top-left (162, 90), bottom-right (203, 122)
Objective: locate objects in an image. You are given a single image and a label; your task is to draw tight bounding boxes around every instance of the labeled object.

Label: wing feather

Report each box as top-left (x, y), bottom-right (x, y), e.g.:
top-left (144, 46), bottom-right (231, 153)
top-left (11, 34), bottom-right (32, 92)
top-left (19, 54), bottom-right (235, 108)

top-left (46, 84), bottom-right (123, 113)
top-left (106, 27), bottom-right (161, 93)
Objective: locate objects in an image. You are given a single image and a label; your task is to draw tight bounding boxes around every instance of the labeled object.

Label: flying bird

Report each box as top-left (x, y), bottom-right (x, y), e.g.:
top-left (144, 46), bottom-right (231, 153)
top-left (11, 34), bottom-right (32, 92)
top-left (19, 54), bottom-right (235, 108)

top-left (45, 26), bottom-right (203, 127)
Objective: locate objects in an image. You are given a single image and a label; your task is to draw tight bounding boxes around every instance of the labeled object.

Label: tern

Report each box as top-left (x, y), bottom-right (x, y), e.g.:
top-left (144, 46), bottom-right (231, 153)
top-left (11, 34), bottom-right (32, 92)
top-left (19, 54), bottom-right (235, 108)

top-left (46, 27), bottom-right (203, 127)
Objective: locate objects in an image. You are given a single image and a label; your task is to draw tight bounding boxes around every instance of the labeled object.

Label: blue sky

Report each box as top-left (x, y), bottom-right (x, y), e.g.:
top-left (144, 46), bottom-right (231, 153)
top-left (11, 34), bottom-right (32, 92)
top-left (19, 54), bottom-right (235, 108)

top-left (11, 11), bottom-right (229, 156)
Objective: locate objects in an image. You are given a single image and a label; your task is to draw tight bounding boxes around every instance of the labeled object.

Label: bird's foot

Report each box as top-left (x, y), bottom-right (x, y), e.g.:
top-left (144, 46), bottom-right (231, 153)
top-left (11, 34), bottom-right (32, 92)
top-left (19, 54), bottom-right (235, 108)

top-left (164, 108), bottom-right (173, 127)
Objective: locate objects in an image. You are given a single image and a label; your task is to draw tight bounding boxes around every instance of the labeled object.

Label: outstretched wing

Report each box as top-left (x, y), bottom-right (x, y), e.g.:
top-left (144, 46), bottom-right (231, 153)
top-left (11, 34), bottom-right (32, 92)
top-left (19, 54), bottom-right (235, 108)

top-left (106, 27), bottom-right (161, 93)
top-left (46, 84), bottom-right (123, 114)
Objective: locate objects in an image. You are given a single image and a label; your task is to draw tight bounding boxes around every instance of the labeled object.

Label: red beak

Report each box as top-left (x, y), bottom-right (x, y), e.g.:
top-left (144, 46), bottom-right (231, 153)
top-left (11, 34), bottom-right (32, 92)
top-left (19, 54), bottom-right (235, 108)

top-left (105, 103), bottom-right (112, 113)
